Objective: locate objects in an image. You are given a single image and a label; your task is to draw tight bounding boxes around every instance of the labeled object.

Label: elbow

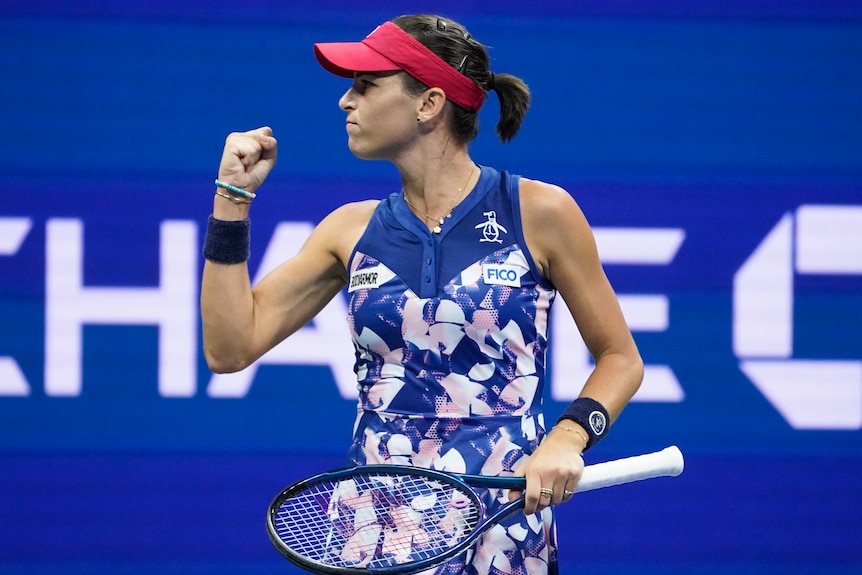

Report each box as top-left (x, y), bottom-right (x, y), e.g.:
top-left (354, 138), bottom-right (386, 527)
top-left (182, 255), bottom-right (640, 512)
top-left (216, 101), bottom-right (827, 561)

top-left (633, 354), bottom-right (645, 388)
top-left (204, 347), bottom-right (252, 374)
top-left (603, 344), bottom-right (645, 397)
top-left (627, 349), bottom-right (645, 394)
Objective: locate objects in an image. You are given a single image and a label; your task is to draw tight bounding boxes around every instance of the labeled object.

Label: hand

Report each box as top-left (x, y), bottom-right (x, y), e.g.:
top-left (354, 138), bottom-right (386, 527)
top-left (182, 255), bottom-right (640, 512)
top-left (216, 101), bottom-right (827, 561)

top-left (217, 126), bottom-right (278, 193)
top-left (508, 427), bottom-right (585, 514)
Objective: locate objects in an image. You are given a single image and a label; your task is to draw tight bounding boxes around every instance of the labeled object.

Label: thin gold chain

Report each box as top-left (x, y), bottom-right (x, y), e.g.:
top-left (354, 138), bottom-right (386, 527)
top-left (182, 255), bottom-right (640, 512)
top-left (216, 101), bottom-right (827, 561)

top-left (404, 165), bottom-right (477, 233)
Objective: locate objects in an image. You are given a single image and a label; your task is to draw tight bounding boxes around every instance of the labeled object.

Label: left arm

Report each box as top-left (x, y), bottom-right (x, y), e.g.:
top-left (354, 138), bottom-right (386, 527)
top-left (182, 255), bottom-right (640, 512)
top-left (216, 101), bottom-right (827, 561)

top-left (512, 178), bottom-right (644, 513)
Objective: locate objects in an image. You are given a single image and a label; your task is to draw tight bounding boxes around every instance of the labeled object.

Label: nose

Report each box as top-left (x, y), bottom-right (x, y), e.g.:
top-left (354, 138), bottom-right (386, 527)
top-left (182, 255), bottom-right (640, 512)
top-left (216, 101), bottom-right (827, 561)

top-left (338, 87), bottom-right (355, 112)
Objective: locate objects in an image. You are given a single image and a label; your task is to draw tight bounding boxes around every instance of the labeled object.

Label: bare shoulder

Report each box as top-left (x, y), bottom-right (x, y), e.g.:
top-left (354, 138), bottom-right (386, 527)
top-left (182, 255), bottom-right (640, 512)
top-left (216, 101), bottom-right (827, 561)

top-left (317, 199), bottom-right (379, 238)
top-left (313, 199), bottom-right (380, 267)
top-left (326, 198), bottom-right (380, 220)
top-left (518, 177), bottom-right (577, 210)
top-left (519, 177), bottom-right (591, 232)
top-left (518, 177), bottom-right (592, 227)
top-left (518, 178), bottom-right (596, 278)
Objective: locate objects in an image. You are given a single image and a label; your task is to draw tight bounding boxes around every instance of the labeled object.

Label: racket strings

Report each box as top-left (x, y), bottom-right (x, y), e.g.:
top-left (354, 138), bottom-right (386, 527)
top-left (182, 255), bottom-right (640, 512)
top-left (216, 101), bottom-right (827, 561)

top-left (273, 472), bottom-right (481, 568)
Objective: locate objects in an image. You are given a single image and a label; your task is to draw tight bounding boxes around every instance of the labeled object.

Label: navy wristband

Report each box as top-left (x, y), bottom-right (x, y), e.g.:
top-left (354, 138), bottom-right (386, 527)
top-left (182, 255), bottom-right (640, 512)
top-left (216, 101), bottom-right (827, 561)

top-left (203, 215), bottom-right (250, 264)
top-left (557, 397), bottom-right (609, 451)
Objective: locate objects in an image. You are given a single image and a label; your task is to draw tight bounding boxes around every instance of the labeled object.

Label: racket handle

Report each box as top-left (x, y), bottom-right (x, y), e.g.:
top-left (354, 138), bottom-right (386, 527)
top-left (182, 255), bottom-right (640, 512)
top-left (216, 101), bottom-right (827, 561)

top-left (576, 445), bottom-right (684, 493)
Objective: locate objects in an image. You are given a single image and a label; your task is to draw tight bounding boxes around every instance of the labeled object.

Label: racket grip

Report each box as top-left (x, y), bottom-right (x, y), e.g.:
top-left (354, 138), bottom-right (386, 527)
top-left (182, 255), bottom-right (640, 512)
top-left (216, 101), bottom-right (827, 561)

top-left (576, 445), bottom-right (684, 493)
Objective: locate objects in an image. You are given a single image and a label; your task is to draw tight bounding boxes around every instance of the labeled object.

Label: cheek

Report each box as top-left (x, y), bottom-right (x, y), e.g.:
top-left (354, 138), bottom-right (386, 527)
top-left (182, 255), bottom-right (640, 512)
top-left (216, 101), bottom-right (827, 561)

top-left (375, 97), bottom-right (410, 122)
top-left (376, 92), bottom-right (417, 126)
top-left (367, 109), bottom-right (414, 143)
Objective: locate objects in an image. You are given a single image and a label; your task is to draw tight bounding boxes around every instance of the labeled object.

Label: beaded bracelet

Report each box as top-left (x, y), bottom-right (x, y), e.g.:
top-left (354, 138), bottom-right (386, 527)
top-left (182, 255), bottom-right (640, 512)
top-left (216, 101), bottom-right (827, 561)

top-left (214, 179), bottom-right (257, 200)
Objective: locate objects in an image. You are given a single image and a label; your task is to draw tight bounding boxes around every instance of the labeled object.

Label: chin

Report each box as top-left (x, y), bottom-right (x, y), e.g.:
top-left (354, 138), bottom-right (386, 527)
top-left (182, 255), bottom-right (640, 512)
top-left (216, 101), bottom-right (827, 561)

top-left (347, 141), bottom-right (383, 161)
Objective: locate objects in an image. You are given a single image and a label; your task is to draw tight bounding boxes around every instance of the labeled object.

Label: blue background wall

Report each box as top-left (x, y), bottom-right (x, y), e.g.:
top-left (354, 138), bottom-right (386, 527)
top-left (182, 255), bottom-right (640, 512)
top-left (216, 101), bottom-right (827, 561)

top-left (1, 1), bottom-right (861, 573)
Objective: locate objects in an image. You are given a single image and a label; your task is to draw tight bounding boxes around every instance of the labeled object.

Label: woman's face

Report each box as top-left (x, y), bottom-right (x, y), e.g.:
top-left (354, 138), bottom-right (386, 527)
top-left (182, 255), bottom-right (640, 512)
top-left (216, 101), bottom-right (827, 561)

top-left (338, 72), bottom-right (423, 160)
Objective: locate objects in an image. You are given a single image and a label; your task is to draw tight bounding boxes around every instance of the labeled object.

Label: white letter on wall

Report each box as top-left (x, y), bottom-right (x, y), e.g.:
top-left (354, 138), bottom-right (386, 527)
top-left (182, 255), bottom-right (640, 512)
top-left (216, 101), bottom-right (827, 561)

top-left (0, 217), bottom-right (33, 396)
top-left (45, 219), bottom-right (197, 397)
top-left (551, 227), bottom-right (686, 403)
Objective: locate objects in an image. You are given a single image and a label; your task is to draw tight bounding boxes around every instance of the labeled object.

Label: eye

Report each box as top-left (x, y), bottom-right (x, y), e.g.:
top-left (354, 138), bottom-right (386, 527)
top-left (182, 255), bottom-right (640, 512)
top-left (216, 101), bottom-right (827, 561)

top-left (353, 77), bottom-right (374, 94)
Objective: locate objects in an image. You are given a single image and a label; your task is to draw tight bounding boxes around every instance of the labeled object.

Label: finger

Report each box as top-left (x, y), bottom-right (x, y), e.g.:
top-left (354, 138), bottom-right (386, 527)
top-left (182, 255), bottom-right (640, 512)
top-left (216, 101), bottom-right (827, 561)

top-left (241, 134), bottom-right (277, 167)
top-left (258, 134), bottom-right (278, 162)
top-left (544, 486), bottom-right (559, 507)
top-left (539, 486), bottom-right (556, 509)
top-left (507, 465), bottom-right (527, 503)
top-left (250, 141), bottom-right (277, 184)
top-left (562, 477), bottom-right (578, 503)
top-left (237, 139), bottom-right (262, 167)
top-left (235, 139), bottom-right (270, 178)
top-left (246, 130), bottom-right (277, 157)
top-left (251, 125), bottom-right (273, 137)
top-left (507, 487), bottom-right (523, 503)
top-left (253, 130), bottom-right (277, 148)
top-left (555, 477), bottom-right (575, 505)
top-left (522, 472), bottom-right (545, 515)
top-left (223, 135), bottom-right (259, 163)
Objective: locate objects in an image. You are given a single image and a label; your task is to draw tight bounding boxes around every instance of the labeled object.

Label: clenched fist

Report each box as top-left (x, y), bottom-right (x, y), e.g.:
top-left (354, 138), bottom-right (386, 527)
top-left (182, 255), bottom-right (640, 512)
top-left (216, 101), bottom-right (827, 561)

top-left (217, 126), bottom-right (278, 193)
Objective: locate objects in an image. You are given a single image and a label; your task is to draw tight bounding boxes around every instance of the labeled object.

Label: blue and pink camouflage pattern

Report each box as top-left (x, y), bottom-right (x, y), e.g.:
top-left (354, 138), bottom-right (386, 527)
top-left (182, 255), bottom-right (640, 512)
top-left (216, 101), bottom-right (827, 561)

top-left (344, 167), bottom-right (560, 574)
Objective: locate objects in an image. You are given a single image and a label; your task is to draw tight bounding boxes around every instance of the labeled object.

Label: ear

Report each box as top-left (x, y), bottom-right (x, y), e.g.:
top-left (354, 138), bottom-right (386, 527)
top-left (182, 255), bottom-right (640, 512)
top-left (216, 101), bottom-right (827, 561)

top-left (416, 87), bottom-right (447, 123)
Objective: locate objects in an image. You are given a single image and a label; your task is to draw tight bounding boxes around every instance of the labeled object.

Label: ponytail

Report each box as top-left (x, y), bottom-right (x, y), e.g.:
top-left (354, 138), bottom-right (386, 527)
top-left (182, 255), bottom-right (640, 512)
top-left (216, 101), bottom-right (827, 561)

top-left (487, 72), bottom-right (531, 143)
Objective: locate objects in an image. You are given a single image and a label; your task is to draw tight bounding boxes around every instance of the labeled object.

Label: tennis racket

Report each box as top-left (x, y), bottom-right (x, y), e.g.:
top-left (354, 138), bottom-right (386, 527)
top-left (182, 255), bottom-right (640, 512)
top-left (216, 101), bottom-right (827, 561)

top-left (267, 445), bottom-right (684, 575)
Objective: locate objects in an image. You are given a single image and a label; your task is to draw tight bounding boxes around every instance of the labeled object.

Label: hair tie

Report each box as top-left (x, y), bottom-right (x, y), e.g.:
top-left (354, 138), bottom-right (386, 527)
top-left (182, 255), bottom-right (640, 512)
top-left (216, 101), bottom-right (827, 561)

top-left (487, 72), bottom-right (496, 91)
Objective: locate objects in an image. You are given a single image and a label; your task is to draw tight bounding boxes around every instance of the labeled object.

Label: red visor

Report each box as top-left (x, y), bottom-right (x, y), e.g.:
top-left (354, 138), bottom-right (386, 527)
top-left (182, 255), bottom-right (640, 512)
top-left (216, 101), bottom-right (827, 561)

top-left (314, 22), bottom-right (486, 112)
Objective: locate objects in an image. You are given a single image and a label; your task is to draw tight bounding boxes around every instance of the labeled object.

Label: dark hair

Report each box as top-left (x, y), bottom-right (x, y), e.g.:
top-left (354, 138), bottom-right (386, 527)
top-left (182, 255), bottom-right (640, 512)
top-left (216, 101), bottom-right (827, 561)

top-left (391, 14), bottom-right (530, 144)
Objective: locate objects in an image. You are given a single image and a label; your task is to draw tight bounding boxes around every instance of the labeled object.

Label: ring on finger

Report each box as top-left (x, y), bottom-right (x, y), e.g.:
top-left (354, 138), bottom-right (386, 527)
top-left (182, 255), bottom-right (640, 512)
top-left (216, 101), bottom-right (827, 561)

top-left (563, 489), bottom-right (574, 498)
top-left (539, 487), bottom-right (554, 498)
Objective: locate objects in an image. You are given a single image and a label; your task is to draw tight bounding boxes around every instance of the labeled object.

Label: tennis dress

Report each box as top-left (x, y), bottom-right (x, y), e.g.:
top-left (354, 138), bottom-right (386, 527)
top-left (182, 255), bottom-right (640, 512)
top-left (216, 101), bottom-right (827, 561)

top-left (345, 166), bottom-right (559, 575)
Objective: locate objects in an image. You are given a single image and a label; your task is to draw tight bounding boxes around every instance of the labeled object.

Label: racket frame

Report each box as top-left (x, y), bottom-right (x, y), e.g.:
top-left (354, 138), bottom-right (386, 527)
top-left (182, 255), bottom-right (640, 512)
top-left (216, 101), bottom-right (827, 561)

top-left (266, 465), bottom-right (525, 575)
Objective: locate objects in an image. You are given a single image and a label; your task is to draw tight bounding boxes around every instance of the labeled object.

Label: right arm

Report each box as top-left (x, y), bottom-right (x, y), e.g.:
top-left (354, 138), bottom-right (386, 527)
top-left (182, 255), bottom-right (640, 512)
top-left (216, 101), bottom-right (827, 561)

top-left (201, 127), bottom-right (372, 372)
top-left (201, 212), bottom-right (351, 373)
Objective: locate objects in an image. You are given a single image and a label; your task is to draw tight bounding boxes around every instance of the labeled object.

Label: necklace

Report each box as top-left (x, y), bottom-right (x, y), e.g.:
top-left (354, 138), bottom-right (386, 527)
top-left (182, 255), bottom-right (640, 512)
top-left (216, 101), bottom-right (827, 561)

top-left (404, 165), bottom-right (477, 234)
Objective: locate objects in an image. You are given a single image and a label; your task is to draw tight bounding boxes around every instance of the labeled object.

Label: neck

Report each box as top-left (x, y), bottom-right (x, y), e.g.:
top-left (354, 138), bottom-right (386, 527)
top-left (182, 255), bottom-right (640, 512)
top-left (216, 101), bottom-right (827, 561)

top-left (399, 151), bottom-right (475, 205)
top-left (401, 160), bottom-right (478, 233)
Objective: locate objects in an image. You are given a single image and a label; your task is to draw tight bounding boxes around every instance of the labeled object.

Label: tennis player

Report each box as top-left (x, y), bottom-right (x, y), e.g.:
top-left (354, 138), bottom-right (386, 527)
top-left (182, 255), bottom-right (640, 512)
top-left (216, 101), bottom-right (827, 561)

top-left (202, 14), bottom-right (643, 575)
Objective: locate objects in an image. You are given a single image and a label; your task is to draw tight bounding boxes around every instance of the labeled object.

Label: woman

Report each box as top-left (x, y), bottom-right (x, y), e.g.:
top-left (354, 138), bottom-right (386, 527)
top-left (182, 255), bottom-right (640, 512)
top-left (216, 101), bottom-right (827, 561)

top-left (201, 14), bottom-right (643, 575)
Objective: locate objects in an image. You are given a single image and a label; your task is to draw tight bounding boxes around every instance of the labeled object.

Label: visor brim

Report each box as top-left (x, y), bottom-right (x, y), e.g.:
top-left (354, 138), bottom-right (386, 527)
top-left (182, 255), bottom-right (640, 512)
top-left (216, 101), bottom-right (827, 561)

top-left (314, 42), bottom-right (400, 78)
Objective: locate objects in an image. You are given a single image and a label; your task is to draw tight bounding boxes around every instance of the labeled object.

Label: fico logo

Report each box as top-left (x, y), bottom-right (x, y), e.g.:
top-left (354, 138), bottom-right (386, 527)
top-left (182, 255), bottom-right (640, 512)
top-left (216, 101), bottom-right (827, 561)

top-left (483, 264), bottom-right (521, 287)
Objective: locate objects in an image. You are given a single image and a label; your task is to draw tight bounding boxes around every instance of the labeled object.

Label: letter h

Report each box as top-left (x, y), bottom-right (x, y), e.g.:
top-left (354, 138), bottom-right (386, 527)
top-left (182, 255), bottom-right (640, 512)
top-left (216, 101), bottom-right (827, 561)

top-left (45, 219), bottom-right (197, 397)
